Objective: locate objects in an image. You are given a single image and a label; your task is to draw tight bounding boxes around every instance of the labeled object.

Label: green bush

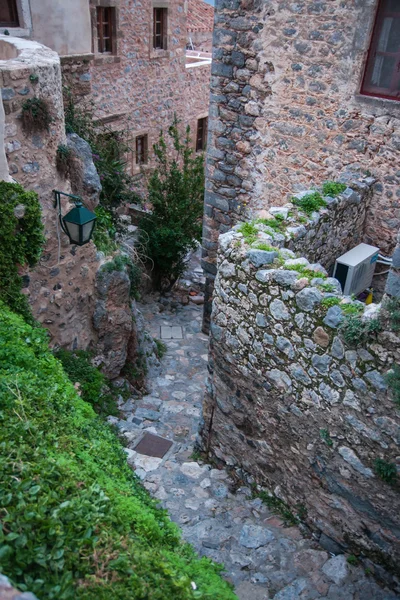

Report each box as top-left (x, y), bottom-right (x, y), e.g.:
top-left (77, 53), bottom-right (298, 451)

top-left (321, 296), bottom-right (341, 308)
top-left (374, 458), bottom-right (398, 485)
top-left (92, 206), bottom-right (118, 254)
top-left (238, 222), bottom-right (258, 244)
top-left (292, 192), bottom-right (327, 215)
top-left (387, 364), bottom-right (400, 406)
top-left (321, 181), bottom-right (347, 197)
top-left (21, 98), bottom-right (52, 133)
top-left (0, 304), bottom-right (235, 600)
top-left (140, 116), bottom-right (204, 288)
top-left (0, 181), bottom-right (44, 323)
top-left (385, 296), bottom-right (400, 332)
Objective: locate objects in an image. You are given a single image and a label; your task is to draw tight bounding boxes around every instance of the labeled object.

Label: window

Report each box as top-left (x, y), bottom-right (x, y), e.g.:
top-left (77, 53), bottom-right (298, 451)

top-left (136, 134), bottom-right (148, 165)
top-left (153, 8), bottom-right (167, 50)
top-left (0, 0), bottom-right (19, 27)
top-left (196, 117), bottom-right (208, 152)
top-left (361, 0), bottom-right (400, 100)
top-left (96, 7), bottom-right (114, 54)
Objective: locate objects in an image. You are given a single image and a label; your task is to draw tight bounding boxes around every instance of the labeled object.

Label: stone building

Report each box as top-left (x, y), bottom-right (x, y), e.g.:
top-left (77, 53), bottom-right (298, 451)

top-left (202, 0), bottom-right (400, 330)
top-left (1, 0), bottom-right (211, 161)
top-left (187, 0), bottom-right (214, 52)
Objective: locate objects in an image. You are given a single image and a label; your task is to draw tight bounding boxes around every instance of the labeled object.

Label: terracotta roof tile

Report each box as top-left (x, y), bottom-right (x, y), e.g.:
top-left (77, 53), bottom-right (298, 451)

top-left (187, 0), bottom-right (214, 32)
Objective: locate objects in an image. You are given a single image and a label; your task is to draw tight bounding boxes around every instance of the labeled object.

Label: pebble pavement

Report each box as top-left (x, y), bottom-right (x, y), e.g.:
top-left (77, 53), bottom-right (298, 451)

top-left (110, 299), bottom-right (399, 600)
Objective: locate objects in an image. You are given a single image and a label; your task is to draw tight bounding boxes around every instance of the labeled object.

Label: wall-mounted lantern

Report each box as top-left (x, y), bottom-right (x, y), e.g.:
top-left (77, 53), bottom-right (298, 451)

top-left (53, 190), bottom-right (96, 246)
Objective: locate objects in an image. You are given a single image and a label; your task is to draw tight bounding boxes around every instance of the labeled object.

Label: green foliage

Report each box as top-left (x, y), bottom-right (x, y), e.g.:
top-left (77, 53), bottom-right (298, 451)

top-left (319, 283), bottom-right (336, 292)
top-left (21, 98), bottom-right (51, 133)
top-left (100, 254), bottom-right (142, 299)
top-left (53, 348), bottom-right (119, 417)
top-left (386, 364), bottom-right (400, 406)
top-left (92, 206), bottom-right (118, 255)
top-left (154, 339), bottom-right (167, 360)
top-left (56, 144), bottom-right (72, 178)
top-left (252, 242), bottom-right (275, 252)
top-left (347, 555), bottom-right (359, 566)
top-left (29, 73), bottom-right (39, 84)
top-left (320, 428), bottom-right (333, 447)
top-left (63, 89), bottom-right (137, 209)
top-left (0, 304), bottom-right (235, 600)
top-left (0, 181), bottom-right (44, 323)
top-left (321, 296), bottom-right (341, 308)
top-left (257, 215), bottom-right (285, 232)
top-left (292, 192), bottom-right (327, 215)
top-left (285, 264), bottom-right (327, 280)
top-left (374, 459), bottom-right (398, 485)
top-left (340, 315), bottom-right (381, 346)
top-left (238, 222), bottom-right (258, 244)
top-left (140, 116), bottom-right (204, 288)
top-left (385, 296), bottom-right (400, 332)
top-left (255, 491), bottom-right (298, 527)
top-left (341, 302), bottom-right (364, 316)
top-left (321, 181), bottom-right (347, 197)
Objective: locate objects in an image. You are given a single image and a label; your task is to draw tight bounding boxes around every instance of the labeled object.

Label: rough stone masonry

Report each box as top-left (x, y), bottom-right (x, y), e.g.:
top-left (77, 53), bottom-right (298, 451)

top-left (200, 184), bottom-right (400, 587)
top-left (202, 0), bottom-right (400, 331)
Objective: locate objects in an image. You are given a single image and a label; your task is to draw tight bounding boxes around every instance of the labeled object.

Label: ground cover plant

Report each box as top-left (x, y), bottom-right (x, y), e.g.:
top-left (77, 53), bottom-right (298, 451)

top-left (0, 304), bottom-right (236, 600)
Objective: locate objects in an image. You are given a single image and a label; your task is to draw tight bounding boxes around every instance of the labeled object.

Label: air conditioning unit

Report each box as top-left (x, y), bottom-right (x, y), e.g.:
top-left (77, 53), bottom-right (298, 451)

top-left (333, 243), bottom-right (379, 297)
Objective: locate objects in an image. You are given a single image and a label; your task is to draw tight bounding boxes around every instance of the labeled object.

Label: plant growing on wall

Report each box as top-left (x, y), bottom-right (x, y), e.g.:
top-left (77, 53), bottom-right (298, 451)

top-left (0, 181), bottom-right (44, 323)
top-left (139, 115), bottom-right (205, 289)
top-left (21, 98), bottom-right (52, 133)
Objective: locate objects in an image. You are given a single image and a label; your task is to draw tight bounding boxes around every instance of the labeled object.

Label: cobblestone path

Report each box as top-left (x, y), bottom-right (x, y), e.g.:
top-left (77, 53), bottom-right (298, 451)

top-left (114, 300), bottom-right (398, 600)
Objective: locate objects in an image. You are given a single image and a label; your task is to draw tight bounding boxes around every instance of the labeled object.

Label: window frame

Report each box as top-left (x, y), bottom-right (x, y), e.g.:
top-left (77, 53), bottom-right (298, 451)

top-left (96, 6), bottom-right (115, 54)
top-left (361, 0), bottom-right (400, 101)
top-left (153, 7), bottom-right (168, 50)
top-left (135, 134), bottom-right (149, 165)
top-left (0, 0), bottom-right (19, 27)
top-left (196, 117), bottom-right (208, 152)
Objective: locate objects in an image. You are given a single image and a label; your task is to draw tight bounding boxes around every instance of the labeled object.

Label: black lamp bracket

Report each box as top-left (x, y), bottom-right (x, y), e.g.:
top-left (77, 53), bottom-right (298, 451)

top-left (53, 189), bottom-right (83, 236)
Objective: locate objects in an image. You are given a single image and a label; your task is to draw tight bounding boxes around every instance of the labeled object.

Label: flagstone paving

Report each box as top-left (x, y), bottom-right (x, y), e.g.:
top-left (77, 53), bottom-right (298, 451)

top-left (111, 299), bottom-right (399, 600)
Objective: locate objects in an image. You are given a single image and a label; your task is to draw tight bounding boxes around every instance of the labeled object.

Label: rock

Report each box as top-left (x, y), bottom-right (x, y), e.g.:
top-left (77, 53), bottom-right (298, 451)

top-left (296, 287), bottom-right (322, 312)
top-left (273, 578), bottom-right (308, 599)
top-left (312, 354), bottom-right (332, 375)
top-left (323, 305), bottom-right (343, 328)
top-left (67, 133), bottom-right (101, 210)
top-left (289, 363), bottom-right (311, 385)
top-left (219, 260), bottom-right (236, 278)
top-left (322, 555), bottom-right (349, 585)
top-left (180, 462), bottom-right (208, 479)
top-left (313, 326), bottom-right (330, 347)
top-left (269, 206), bottom-right (290, 219)
top-left (256, 312), bottom-right (268, 327)
top-left (189, 295), bottom-right (204, 305)
top-left (256, 269), bottom-right (275, 283)
top-left (273, 270), bottom-right (298, 286)
top-left (364, 369), bottom-right (387, 391)
top-left (266, 369), bottom-right (292, 390)
top-left (247, 249), bottom-right (278, 267)
top-left (338, 447), bottom-right (374, 478)
top-left (270, 299), bottom-right (290, 320)
top-left (331, 336), bottom-right (345, 359)
top-left (239, 523), bottom-right (275, 548)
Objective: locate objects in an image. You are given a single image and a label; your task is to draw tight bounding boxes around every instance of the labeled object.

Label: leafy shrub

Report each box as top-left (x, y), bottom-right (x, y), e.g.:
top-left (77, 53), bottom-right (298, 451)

top-left (154, 339), bottom-right (167, 359)
top-left (374, 459), bottom-right (398, 485)
top-left (64, 89), bottom-right (137, 209)
top-left (238, 222), bottom-right (258, 244)
top-left (292, 192), bottom-right (327, 215)
top-left (92, 206), bottom-right (117, 254)
top-left (140, 116), bottom-right (204, 289)
top-left (385, 296), bottom-right (400, 332)
top-left (340, 315), bottom-right (381, 346)
top-left (0, 181), bottom-right (44, 323)
top-left (319, 283), bottom-right (336, 292)
top-left (321, 296), bottom-right (341, 308)
top-left (0, 304), bottom-right (235, 600)
top-left (252, 242), bottom-right (276, 252)
top-left (387, 364), bottom-right (400, 406)
top-left (257, 216), bottom-right (285, 231)
top-left (21, 98), bottom-right (52, 133)
top-left (321, 181), bottom-right (347, 197)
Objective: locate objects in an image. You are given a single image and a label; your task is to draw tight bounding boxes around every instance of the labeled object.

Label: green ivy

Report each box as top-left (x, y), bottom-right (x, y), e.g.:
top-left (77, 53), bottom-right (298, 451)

top-left (374, 458), bottom-right (398, 485)
top-left (0, 304), bottom-right (236, 600)
top-left (0, 181), bottom-right (44, 323)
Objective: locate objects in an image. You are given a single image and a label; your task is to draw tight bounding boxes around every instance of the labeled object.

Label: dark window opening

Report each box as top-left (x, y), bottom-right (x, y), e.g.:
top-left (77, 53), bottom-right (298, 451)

top-left (361, 0), bottom-right (400, 100)
top-left (0, 0), bottom-right (19, 27)
top-left (97, 7), bottom-right (114, 54)
top-left (153, 8), bottom-right (167, 50)
top-left (196, 117), bottom-right (208, 152)
top-left (136, 134), bottom-right (148, 165)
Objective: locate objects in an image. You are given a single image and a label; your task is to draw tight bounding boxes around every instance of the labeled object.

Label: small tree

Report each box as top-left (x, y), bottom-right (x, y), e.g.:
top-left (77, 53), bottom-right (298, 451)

top-left (140, 116), bottom-right (205, 289)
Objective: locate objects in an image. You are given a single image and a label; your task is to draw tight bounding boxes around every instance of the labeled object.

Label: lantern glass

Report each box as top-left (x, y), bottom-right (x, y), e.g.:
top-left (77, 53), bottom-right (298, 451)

top-left (62, 201), bottom-right (97, 246)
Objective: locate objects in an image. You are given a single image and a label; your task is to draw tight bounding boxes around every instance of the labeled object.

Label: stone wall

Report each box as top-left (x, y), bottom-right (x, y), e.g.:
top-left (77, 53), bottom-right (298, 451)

top-left (202, 0), bottom-right (400, 330)
top-left (200, 200), bottom-right (400, 582)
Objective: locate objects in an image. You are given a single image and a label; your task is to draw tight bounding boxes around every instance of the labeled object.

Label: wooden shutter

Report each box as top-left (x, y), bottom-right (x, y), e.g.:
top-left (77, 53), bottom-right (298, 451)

top-left (97, 7), bottom-right (114, 54)
top-left (153, 8), bottom-right (167, 50)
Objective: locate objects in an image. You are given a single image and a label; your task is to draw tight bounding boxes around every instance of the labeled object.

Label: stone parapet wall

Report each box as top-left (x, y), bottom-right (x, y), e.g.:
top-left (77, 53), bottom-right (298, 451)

top-left (60, 54), bottom-right (94, 100)
top-left (200, 209), bottom-right (400, 582)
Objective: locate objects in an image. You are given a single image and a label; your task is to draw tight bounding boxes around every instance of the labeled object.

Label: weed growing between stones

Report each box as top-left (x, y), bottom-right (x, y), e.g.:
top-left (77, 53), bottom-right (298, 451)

top-left (292, 191), bottom-right (327, 215)
top-left (374, 459), bottom-right (398, 485)
top-left (347, 555), bottom-right (359, 566)
top-left (386, 365), bottom-right (400, 406)
top-left (284, 264), bottom-right (327, 280)
top-left (321, 297), bottom-right (341, 309)
top-left (92, 206), bottom-right (118, 255)
top-left (318, 283), bottom-right (336, 292)
top-left (256, 214), bottom-right (285, 231)
top-left (56, 143), bottom-right (73, 178)
top-left (238, 222), bottom-right (258, 244)
top-left (321, 181), bottom-right (347, 197)
top-left (99, 255), bottom-right (143, 299)
top-left (253, 489), bottom-right (299, 527)
top-left (21, 97), bottom-right (52, 133)
top-left (253, 242), bottom-right (276, 252)
top-left (154, 339), bottom-right (167, 359)
top-left (320, 428), bottom-right (333, 447)
top-left (340, 314), bottom-right (381, 346)
top-left (385, 296), bottom-right (400, 331)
